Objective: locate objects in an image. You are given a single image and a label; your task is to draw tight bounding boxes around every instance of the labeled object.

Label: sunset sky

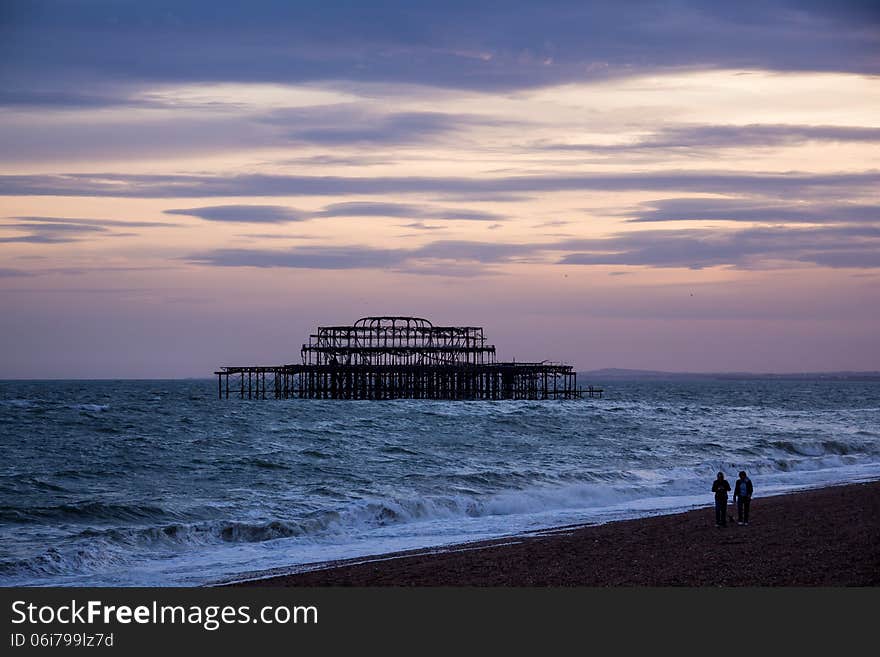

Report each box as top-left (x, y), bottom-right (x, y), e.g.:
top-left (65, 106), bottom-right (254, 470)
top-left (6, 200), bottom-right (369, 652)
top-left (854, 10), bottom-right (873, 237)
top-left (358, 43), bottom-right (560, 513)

top-left (1, 1), bottom-right (879, 378)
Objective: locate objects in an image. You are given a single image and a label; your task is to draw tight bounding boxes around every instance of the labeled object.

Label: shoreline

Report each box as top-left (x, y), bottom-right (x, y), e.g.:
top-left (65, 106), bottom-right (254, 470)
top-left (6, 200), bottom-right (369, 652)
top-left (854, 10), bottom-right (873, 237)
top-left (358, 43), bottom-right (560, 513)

top-left (228, 480), bottom-right (880, 586)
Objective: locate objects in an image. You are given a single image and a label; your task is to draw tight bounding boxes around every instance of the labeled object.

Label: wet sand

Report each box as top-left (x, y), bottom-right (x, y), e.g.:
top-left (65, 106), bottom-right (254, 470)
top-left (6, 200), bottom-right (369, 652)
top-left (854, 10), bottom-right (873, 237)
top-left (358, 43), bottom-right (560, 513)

top-left (232, 481), bottom-right (880, 586)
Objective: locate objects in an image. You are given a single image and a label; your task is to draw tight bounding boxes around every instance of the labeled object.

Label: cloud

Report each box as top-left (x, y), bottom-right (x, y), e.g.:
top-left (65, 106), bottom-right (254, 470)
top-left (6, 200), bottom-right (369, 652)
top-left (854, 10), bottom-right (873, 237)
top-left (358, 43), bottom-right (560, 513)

top-left (185, 225), bottom-right (880, 273)
top-left (414, 240), bottom-right (535, 262)
top-left (641, 124), bottom-right (880, 149)
top-left (13, 216), bottom-right (178, 228)
top-left (557, 225), bottom-right (880, 269)
top-left (163, 202), bottom-right (502, 224)
top-left (543, 124), bottom-right (880, 153)
top-left (534, 220), bottom-right (571, 228)
top-left (0, 114), bottom-right (277, 163)
top-left (314, 202), bottom-right (502, 221)
top-left (0, 99), bottom-right (506, 166)
top-left (4, 170), bottom-right (878, 199)
top-left (0, 88), bottom-right (153, 109)
top-left (187, 246), bottom-right (411, 270)
top-left (0, 216), bottom-right (176, 243)
top-left (805, 249), bottom-right (880, 268)
top-left (41, 266), bottom-right (179, 276)
top-left (164, 205), bottom-right (304, 223)
top-left (399, 222), bottom-right (446, 231)
top-left (395, 263), bottom-right (504, 277)
top-left (185, 239), bottom-right (538, 276)
top-left (625, 198), bottom-right (880, 224)
top-left (237, 233), bottom-right (319, 240)
top-left (0, 268), bottom-right (34, 277)
top-left (0, 221), bottom-right (108, 243)
top-left (280, 154), bottom-right (395, 167)
top-left (266, 108), bottom-right (495, 145)
top-left (2, 1), bottom-right (878, 99)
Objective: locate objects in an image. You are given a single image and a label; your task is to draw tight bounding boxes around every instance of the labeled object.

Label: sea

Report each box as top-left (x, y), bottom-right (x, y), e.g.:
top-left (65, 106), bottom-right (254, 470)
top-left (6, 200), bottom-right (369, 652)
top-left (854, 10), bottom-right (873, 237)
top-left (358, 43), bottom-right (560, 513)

top-left (1, 378), bottom-right (878, 587)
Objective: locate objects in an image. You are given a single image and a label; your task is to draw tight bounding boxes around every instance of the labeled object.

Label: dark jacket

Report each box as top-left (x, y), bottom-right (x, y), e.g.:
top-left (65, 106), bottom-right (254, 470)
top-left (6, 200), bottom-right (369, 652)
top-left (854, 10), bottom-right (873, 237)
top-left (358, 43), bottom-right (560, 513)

top-left (712, 478), bottom-right (731, 500)
top-left (733, 477), bottom-right (753, 500)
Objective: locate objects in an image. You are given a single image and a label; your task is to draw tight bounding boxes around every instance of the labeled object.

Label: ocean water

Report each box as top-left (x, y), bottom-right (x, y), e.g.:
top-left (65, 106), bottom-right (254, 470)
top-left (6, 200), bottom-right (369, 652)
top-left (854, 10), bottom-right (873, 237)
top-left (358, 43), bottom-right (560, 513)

top-left (1, 378), bottom-right (878, 587)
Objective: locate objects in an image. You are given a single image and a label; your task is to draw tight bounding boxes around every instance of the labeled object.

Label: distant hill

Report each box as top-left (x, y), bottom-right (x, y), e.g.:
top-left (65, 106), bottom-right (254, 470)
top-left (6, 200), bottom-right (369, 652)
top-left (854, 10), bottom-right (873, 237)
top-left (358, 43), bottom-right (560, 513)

top-left (578, 368), bottom-right (880, 381)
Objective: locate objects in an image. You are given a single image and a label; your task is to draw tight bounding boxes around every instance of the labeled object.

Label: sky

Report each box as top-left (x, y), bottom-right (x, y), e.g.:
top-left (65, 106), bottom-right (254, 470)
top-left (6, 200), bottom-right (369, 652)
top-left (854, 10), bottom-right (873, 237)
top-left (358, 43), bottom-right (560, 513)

top-left (1, 0), bottom-right (879, 378)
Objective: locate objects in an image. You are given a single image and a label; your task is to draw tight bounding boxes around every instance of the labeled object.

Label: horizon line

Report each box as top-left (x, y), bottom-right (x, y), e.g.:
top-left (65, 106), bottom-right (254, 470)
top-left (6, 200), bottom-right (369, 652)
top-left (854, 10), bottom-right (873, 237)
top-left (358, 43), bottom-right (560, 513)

top-left (2, 368), bottom-right (880, 382)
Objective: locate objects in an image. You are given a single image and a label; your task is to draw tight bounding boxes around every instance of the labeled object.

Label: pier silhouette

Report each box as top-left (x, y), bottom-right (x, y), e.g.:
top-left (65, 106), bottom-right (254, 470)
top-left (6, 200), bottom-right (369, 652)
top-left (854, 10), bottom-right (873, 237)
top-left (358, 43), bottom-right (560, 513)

top-left (215, 316), bottom-right (602, 400)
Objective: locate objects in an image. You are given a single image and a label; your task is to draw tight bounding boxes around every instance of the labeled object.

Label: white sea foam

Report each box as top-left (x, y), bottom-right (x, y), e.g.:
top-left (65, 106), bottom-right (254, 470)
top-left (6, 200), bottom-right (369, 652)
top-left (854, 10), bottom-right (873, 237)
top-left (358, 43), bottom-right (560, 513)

top-left (1, 378), bottom-right (878, 586)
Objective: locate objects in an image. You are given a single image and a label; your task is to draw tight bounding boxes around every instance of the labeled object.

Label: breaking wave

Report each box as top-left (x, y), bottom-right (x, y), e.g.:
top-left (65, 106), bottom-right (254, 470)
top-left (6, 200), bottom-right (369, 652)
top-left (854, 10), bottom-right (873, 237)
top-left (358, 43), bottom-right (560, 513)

top-left (1, 378), bottom-right (878, 585)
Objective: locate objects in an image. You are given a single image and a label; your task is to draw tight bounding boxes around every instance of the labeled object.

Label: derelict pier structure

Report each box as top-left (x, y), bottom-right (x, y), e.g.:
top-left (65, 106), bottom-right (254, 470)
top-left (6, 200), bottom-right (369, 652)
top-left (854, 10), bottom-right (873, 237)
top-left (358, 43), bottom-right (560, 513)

top-left (215, 316), bottom-right (602, 401)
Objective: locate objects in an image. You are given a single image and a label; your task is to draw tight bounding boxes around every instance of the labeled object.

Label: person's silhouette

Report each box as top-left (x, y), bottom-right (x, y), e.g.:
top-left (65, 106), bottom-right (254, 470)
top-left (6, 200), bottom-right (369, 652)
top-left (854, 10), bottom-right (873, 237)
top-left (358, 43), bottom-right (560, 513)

top-left (733, 470), bottom-right (754, 525)
top-left (711, 472), bottom-right (731, 527)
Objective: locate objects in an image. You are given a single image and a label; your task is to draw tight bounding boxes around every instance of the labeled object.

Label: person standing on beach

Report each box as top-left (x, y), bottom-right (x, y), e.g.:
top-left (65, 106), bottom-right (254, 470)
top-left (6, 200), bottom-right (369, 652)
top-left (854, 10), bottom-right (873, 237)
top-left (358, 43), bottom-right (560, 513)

top-left (733, 470), bottom-right (753, 525)
top-left (712, 472), bottom-right (731, 527)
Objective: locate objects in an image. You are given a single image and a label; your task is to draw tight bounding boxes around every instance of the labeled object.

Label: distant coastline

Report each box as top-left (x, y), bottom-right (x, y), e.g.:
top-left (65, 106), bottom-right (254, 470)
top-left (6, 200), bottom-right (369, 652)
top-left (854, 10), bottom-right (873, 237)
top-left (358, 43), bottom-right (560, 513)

top-left (579, 368), bottom-right (880, 382)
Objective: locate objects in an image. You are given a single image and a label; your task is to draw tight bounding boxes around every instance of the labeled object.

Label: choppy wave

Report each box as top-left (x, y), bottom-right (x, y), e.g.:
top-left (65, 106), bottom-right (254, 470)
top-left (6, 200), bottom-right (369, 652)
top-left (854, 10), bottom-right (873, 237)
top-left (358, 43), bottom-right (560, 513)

top-left (0, 501), bottom-right (174, 524)
top-left (1, 378), bottom-right (878, 585)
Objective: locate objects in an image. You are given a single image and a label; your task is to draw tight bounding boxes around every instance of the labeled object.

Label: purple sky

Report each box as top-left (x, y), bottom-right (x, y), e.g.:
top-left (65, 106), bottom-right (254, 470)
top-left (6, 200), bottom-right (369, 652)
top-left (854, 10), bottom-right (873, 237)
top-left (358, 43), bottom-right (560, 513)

top-left (1, 1), bottom-right (879, 377)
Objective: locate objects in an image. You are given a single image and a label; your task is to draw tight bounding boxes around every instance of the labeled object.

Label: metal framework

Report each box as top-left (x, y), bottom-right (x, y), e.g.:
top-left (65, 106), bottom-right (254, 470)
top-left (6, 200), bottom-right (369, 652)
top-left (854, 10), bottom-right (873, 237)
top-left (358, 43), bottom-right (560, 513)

top-left (215, 316), bottom-right (602, 401)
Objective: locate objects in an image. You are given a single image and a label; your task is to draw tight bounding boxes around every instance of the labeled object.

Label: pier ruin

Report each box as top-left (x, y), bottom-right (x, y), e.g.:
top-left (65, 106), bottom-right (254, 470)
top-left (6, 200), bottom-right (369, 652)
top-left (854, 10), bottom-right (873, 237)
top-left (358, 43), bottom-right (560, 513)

top-left (215, 316), bottom-right (601, 401)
